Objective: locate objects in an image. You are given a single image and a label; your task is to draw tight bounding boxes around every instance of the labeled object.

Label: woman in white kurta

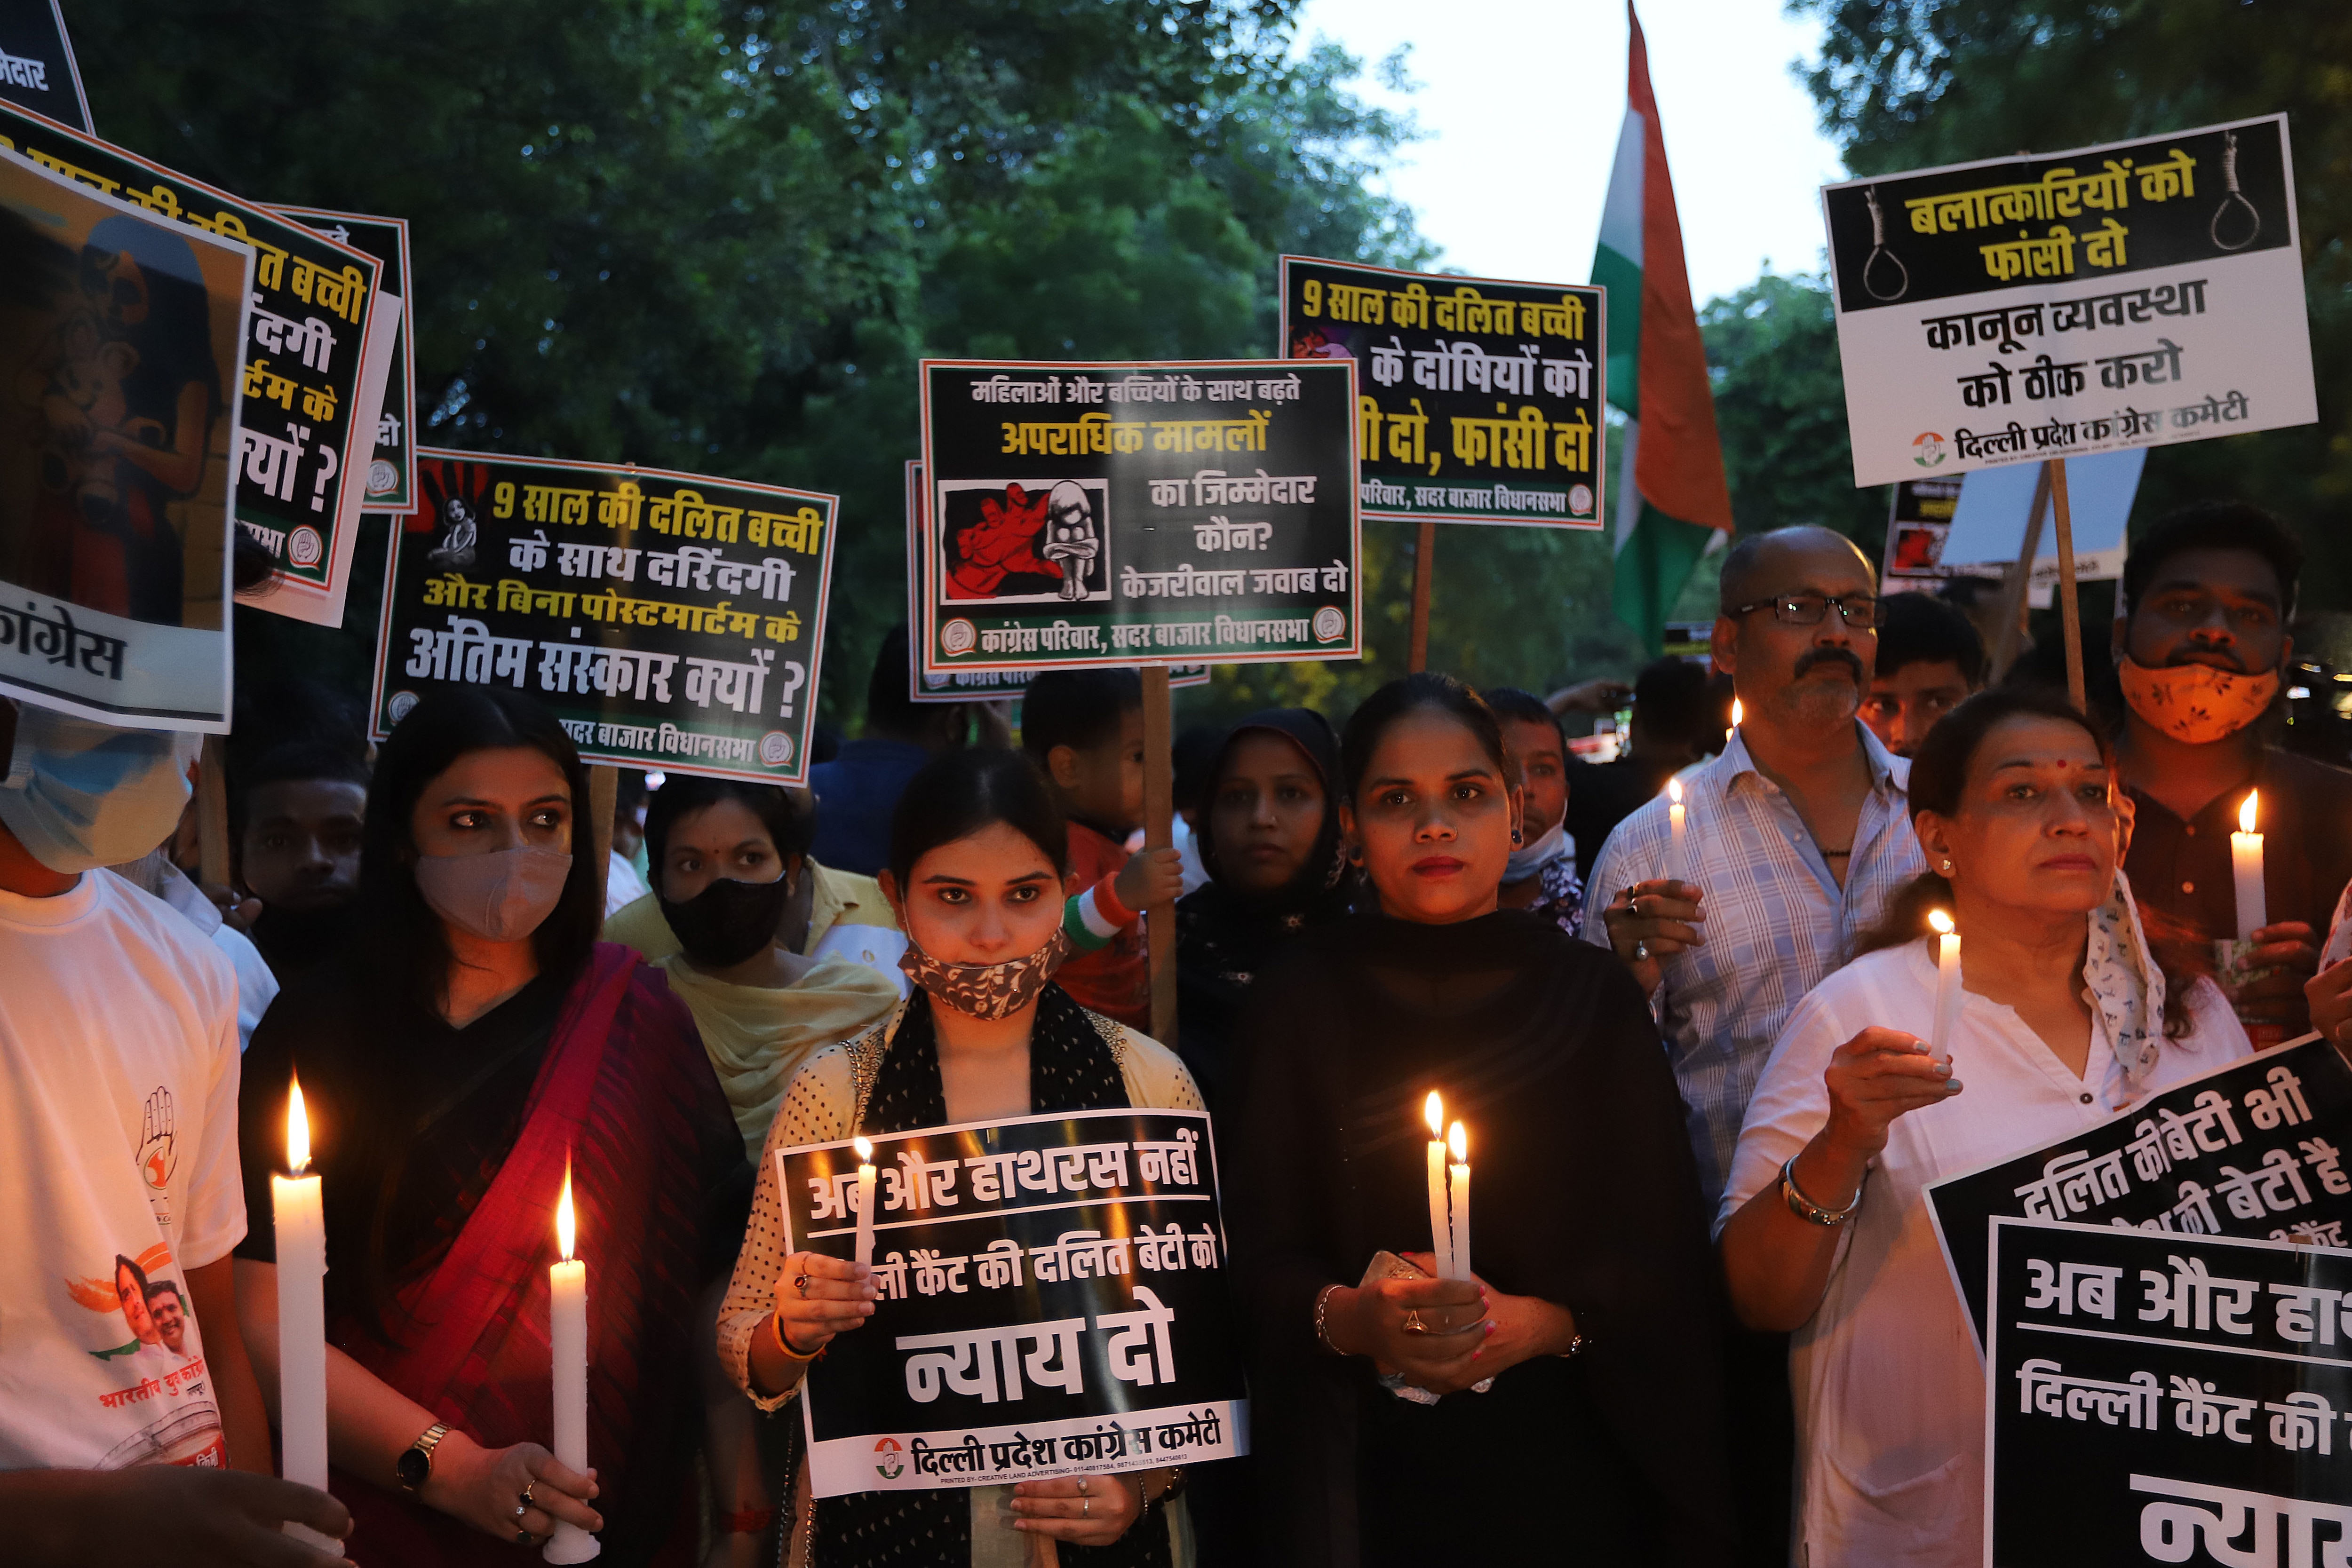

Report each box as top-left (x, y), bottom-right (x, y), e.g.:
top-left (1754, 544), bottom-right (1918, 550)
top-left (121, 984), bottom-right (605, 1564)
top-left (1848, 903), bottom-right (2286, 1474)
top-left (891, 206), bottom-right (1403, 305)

top-left (1718, 687), bottom-right (2253, 1568)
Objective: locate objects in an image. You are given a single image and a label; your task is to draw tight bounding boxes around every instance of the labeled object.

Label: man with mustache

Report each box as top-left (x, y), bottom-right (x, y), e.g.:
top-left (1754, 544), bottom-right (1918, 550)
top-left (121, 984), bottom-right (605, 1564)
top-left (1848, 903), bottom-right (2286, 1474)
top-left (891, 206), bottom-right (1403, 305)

top-left (2113, 502), bottom-right (2351, 1043)
top-left (1581, 524), bottom-right (1925, 1565)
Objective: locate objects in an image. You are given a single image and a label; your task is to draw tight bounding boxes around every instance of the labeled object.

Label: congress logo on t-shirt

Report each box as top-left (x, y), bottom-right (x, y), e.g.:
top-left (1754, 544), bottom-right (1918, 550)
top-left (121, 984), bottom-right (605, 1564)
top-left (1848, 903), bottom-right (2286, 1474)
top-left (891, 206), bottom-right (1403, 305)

top-left (135, 1084), bottom-right (177, 1233)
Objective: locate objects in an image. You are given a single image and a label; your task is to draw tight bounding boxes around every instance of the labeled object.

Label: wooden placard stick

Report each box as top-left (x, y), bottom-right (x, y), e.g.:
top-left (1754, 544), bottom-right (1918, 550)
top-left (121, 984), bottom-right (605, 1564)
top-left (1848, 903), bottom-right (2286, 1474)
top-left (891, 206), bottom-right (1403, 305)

top-left (1988, 462), bottom-right (2053, 683)
top-left (197, 736), bottom-right (231, 889)
top-left (1407, 519), bottom-right (1437, 673)
top-left (1142, 664), bottom-right (1177, 1044)
top-left (2046, 459), bottom-right (2085, 712)
top-left (587, 763), bottom-right (617, 916)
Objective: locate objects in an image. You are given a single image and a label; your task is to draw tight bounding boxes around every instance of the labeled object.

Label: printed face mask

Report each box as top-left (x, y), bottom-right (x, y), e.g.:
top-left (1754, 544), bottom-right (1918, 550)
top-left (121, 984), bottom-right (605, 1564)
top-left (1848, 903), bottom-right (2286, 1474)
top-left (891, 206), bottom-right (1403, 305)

top-left (1503, 819), bottom-right (1570, 883)
top-left (2118, 657), bottom-right (2281, 745)
top-left (0, 705), bottom-right (198, 874)
top-left (898, 928), bottom-right (1072, 1021)
top-left (413, 845), bottom-right (572, 942)
top-left (660, 873), bottom-right (792, 970)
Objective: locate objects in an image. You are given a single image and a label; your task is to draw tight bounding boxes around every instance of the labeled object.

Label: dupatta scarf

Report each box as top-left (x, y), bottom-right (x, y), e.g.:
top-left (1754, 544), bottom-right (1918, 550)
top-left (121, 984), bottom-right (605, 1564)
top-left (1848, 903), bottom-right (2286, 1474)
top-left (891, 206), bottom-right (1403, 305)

top-left (331, 944), bottom-right (738, 1567)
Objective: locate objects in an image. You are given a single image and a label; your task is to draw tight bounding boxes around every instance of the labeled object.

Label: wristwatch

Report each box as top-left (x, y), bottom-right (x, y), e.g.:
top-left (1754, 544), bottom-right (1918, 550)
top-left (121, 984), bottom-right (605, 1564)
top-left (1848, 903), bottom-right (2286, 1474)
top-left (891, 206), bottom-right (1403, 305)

top-left (396, 1421), bottom-right (451, 1492)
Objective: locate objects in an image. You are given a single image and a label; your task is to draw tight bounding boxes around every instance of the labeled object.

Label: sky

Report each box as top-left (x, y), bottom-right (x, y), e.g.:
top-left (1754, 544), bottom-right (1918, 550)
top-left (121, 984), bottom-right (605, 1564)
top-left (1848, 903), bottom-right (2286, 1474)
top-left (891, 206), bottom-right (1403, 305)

top-left (1294, 0), bottom-right (1851, 306)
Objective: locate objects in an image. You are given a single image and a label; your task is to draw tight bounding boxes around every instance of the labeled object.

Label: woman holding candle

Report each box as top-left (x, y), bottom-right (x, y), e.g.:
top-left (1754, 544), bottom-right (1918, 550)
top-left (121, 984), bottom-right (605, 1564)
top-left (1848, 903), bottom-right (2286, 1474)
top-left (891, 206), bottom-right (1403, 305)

top-left (716, 747), bottom-right (1201, 1565)
top-left (1225, 673), bottom-right (1732, 1567)
top-left (231, 690), bottom-right (748, 1565)
top-left (1718, 687), bottom-right (2250, 1568)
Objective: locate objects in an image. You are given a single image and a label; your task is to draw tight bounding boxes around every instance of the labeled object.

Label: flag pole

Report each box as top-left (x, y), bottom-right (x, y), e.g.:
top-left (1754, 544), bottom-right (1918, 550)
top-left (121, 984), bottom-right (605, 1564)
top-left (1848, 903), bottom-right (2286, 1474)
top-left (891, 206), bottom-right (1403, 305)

top-left (2047, 459), bottom-right (2085, 712)
top-left (1407, 520), bottom-right (1436, 673)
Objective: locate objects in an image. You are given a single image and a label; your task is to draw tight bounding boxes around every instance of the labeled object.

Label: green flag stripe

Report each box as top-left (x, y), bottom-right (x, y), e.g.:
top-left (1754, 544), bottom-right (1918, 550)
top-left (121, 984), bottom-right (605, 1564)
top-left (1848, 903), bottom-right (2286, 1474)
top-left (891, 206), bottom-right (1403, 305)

top-left (1610, 504), bottom-right (1714, 656)
top-left (1591, 244), bottom-right (1643, 422)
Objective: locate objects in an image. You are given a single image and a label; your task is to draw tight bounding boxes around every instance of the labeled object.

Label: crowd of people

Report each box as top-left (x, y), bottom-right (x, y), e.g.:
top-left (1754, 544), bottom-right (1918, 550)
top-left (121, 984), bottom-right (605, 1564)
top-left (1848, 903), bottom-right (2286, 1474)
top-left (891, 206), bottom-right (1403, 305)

top-left (5, 499), bottom-right (2349, 1568)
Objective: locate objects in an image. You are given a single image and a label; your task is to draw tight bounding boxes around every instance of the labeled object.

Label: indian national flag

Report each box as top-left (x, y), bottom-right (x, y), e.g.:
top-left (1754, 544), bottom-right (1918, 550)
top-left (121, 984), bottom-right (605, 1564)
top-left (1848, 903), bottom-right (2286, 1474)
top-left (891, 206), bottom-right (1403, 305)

top-left (1591, 3), bottom-right (1733, 652)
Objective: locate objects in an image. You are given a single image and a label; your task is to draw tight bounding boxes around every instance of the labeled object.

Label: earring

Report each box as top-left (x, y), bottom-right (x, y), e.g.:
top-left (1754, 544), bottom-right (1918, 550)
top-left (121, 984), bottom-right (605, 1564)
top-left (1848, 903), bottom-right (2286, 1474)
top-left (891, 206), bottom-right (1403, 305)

top-left (1940, 859), bottom-right (1954, 874)
top-left (1511, 827), bottom-right (1524, 846)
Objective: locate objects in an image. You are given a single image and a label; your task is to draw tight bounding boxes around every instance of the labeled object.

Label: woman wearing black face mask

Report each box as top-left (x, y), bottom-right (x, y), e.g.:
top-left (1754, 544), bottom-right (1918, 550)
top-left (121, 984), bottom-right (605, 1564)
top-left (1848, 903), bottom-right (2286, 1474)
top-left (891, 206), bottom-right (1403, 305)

top-left (232, 690), bottom-right (748, 1565)
top-left (644, 776), bottom-right (901, 1163)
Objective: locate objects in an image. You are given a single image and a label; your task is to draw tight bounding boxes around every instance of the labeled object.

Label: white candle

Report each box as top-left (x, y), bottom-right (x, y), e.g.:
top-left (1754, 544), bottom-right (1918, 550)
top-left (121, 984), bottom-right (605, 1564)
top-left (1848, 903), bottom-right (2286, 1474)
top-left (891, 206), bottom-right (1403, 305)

top-left (853, 1136), bottom-right (878, 1268)
top-left (1666, 777), bottom-right (1688, 886)
top-left (1446, 1121), bottom-right (1471, 1283)
top-left (545, 1164), bottom-right (599, 1564)
top-left (273, 1076), bottom-right (334, 1551)
top-left (1422, 1093), bottom-right (1452, 1279)
top-left (2233, 791), bottom-right (2266, 942)
top-left (1927, 909), bottom-right (1962, 1061)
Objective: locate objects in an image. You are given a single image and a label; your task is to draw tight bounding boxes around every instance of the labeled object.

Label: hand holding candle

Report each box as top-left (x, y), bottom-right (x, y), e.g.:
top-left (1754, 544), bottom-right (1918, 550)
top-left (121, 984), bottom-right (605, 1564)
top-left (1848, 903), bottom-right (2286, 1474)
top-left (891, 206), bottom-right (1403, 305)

top-left (1927, 910), bottom-right (1962, 1062)
top-left (1423, 1093), bottom-right (1454, 1280)
top-left (545, 1163), bottom-right (599, 1564)
top-left (853, 1136), bottom-right (878, 1268)
top-left (273, 1076), bottom-right (334, 1551)
top-left (2233, 791), bottom-right (2266, 942)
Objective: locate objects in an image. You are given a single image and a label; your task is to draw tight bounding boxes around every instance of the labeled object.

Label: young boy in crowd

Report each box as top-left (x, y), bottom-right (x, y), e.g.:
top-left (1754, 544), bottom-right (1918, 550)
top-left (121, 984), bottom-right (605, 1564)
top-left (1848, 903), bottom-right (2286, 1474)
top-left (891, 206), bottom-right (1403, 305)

top-left (1020, 670), bottom-right (1183, 1032)
top-left (1859, 591), bottom-right (1985, 759)
top-left (231, 741), bottom-right (370, 982)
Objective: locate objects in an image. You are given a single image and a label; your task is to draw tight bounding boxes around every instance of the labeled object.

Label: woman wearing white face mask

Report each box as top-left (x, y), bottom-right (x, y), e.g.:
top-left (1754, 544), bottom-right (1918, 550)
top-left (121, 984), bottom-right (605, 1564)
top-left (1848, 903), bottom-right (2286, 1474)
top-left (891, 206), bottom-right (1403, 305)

top-left (231, 690), bottom-right (748, 1565)
top-left (716, 748), bottom-right (1204, 1565)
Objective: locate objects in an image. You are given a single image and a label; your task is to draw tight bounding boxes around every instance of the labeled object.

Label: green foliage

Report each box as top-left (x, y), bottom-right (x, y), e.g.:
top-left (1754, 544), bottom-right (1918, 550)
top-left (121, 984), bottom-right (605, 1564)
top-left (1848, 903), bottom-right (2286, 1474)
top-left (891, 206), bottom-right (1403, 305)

top-left (1792, 0), bottom-right (2352, 611)
top-left (64, 0), bottom-right (1451, 724)
top-left (1699, 272), bottom-right (1888, 548)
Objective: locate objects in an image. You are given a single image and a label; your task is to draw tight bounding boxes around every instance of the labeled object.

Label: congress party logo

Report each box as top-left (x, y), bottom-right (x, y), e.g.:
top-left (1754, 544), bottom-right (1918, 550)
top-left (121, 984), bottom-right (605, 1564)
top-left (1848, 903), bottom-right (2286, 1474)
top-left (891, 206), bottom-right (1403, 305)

top-left (940, 618), bottom-right (977, 657)
top-left (1912, 432), bottom-right (1948, 468)
top-left (1312, 605), bottom-right (1347, 644)
top-left (873, 1437), bottom-right (906, 1480)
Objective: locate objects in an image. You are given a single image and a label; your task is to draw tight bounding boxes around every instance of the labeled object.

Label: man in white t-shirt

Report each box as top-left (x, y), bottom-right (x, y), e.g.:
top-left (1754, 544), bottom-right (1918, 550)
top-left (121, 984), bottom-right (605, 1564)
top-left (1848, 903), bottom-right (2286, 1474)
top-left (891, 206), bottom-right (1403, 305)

top-left (0, 699), bottom-right (348, 1562)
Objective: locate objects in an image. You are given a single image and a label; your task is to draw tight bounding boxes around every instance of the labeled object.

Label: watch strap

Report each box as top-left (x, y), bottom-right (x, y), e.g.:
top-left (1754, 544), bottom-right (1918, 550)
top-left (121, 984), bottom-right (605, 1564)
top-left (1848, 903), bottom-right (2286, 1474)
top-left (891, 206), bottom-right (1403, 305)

top-left (398, 1420), bottom-right (451, 1492)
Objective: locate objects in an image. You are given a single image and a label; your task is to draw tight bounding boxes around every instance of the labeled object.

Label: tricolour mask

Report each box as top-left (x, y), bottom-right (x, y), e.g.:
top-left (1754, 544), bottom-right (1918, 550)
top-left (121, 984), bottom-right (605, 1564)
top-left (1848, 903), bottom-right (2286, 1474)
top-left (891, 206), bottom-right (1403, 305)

top-left (659, 874), bottom-right (792, 970)
top-left (2118, 657), bottom-right (2281, 745)
top-left (898, 928), bottom-right (1072, 1021)
top-left (0, 705), bottom-right (198, 874)
top-left (413, 845), bottom-right (572, 942)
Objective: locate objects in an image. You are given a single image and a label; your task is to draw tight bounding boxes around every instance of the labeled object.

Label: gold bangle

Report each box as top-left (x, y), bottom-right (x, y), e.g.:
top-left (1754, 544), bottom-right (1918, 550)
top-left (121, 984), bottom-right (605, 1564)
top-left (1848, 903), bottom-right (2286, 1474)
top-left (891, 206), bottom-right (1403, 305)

top-left (771, 1309), bottom-right (822, 1362)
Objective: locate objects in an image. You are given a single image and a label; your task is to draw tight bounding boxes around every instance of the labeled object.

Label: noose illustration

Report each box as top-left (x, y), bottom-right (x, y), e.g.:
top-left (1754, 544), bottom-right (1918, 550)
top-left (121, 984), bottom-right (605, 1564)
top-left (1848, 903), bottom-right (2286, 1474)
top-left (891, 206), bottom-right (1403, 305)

top-left (2210, 129), bottom-right (2261, 251)
top-left (1861, 185), bottom-right (1910, 301)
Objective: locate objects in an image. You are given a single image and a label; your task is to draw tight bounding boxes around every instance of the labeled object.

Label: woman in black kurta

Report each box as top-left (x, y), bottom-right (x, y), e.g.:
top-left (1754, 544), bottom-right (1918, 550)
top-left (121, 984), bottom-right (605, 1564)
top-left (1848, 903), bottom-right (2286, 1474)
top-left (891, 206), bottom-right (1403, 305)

top-left (1225, 673), bottom-right (1732, 1567)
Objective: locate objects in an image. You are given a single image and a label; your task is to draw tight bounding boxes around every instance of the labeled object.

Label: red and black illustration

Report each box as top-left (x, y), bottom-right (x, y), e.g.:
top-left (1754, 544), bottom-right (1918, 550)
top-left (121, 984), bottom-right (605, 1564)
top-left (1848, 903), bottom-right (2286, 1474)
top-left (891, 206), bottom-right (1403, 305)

top-left (938, 479), bottom-right (1110, 604)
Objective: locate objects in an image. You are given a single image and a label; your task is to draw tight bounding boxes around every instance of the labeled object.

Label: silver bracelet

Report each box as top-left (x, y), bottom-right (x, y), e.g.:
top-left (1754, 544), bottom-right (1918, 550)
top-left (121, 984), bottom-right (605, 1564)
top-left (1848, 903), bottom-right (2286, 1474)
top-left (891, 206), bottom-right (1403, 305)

top-left (1313, 1283), bottom-right (1344, 1354)
top-left (1780, 1155), bottom-right (1862, 1226)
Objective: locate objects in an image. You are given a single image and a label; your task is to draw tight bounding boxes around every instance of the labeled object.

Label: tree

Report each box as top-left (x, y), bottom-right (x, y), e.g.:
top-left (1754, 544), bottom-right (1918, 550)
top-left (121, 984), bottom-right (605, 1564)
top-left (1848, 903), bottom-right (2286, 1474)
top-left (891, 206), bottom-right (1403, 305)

top-left (1792, 0), bottom-right (2352, 612)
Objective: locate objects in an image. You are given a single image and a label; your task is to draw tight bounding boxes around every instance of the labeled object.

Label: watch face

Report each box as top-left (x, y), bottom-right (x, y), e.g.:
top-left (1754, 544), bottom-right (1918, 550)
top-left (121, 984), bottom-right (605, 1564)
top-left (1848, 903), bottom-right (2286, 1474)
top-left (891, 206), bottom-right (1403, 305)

top-left (396, 1446), bottom-right (429, 1489)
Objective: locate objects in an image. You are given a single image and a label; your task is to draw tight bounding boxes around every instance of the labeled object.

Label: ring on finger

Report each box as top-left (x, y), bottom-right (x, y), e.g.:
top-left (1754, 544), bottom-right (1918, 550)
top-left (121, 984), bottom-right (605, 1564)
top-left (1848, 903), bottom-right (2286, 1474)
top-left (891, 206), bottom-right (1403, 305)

top-left (516, 1527), bottom-right (534, 1544)
top-left (1634, 938), bottom-right (1651, 962)
top-left (1082, 1495), bottom-right (1091, 1519)
top-left (522, 1481), bottom-right (537, 1507)
top-left (1402, 1307), bottom-right (1427, 1334)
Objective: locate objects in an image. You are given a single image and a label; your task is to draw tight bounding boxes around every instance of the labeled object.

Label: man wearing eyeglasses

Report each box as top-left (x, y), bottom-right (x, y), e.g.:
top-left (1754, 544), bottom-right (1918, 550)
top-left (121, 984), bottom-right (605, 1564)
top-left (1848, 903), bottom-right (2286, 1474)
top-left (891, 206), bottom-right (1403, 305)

top-left (2115, 502), bottom-right (2352, 1046)
top-left (1580, 524), bottom-right (1925, 1565)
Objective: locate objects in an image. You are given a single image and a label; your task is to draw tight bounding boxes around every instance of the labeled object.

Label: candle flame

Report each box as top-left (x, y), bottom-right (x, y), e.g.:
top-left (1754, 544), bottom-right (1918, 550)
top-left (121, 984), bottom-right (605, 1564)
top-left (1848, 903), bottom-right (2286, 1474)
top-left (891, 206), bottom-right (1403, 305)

top-left (1423, 1091), bottom-right (1444, 1139)
top-left (1928, 909), bottom-right (1954, 935)
top-left (1667, 776), bottom-right (1684, 805)
top-left (286, 1073), bottom-right (310, 1174)
top-left (556, 1159), bottom-right (576, 1261)
top-left (1731, 697), bottom-right (1744, 727)
top-left (854, 1135), bottom-right (874, 1165)
top-left (2240, 790), bottom-right (2260, 835)
top-left (1447, 1120), bottom-right (1467, 1162)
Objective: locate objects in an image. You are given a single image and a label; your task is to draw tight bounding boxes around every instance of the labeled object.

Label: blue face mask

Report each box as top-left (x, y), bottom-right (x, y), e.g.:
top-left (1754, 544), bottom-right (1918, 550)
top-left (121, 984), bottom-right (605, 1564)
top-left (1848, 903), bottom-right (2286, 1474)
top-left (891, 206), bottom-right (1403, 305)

top-left (0, 705), bottom-right (198, 874)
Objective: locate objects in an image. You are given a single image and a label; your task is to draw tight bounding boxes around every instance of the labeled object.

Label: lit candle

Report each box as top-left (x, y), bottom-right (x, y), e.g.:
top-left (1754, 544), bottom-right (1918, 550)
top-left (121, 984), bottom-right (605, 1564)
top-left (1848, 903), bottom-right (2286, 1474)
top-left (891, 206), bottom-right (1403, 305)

top-left (853, 1136), bottom-right (878, 1268)
top-left (1446, 1121), bottom-right (1471, 1283)
top-left (1730, 697), bottom-right (1743, 729)
top-left (1423, 1092), bottom-right (1452, 1280)
top-left (1666, 777), bottom-right (1688, 886)
top-left (273, 1076), bottom-right (334, 1551)
top-left (2233, 791), bottom-right (2266, 942)
top-left (1928, 909), bottom-right (1962, 1061)
top-left (545, 1163), bottom-right (599, 1564)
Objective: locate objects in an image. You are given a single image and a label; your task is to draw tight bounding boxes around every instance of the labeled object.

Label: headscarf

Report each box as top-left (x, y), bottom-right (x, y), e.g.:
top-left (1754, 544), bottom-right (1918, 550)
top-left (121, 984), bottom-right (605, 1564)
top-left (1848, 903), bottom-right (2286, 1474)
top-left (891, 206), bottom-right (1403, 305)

top-left (1191, 707), bottom-right (1351, 906)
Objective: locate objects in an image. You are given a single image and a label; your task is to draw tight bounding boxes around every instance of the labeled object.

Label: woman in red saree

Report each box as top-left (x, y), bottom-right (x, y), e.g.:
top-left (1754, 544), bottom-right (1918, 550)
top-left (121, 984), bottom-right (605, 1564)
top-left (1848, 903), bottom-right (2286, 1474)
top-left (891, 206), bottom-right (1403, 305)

top-left (233, 690), bottom-right (747, 1565)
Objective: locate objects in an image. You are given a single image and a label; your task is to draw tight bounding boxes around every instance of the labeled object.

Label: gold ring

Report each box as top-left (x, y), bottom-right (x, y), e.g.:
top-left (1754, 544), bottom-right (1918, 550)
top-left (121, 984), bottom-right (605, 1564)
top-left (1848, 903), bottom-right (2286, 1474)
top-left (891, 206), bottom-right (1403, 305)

top-left (522, 1481), bottom-right (537, 1506)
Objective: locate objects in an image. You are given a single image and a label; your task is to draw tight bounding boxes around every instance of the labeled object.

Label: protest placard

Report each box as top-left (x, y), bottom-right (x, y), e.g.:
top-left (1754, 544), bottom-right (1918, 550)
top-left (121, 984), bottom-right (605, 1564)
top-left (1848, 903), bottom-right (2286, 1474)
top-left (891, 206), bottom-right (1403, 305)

top-left (369, 451), bottom-right (837, 784)
top-left (1279, 256), bottom-right (1605, 529)
top-left (915, 358), bottom-right (1360, 678)
top-left (271, 207), bottom-right (415, 514)
top-left (1986, 1217), bottom-right (2352, 1565)
top-left (900, 462), bottom-right (1204, 703)
top-left (1927, 1037), bottom-right (2352, 1347)
top-left (779, 1106), bottom-right (1246, 1497)
top-left (0, 146), bottom-right (249, 730)
top-left (0, 100), bottom-right (394, 628)
top-left (1823, 114), bottom-right (2318, 485)
top-left (0, 0), bottom-right (86, 133)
